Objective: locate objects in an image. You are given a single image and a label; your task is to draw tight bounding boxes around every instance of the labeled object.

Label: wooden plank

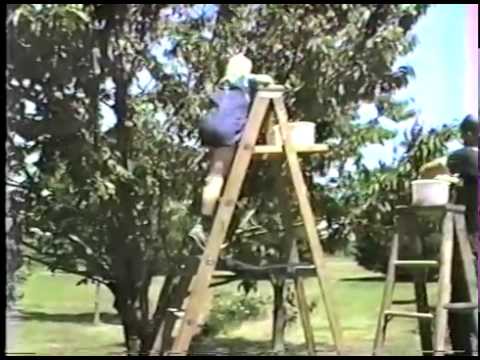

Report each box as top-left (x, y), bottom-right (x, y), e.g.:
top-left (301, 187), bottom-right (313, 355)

top-left (151, 274), bottom-right (195, 355)
top-left (253, 144), bottom-right (330, 155)
top-left (384, 310), bottom-right (434, 320)
top-left (372, 234), bottom-right (399, 356)
top-left (433, 211), bottom-right (454, 355)
top-left (257, 85), bottom-right (285, 98)
top-left (273, 97), bottom-right (343, 355)
top-left (293, 276), bottom-right (316, 355)
top-left (168, 96), bottom-right (271, 356)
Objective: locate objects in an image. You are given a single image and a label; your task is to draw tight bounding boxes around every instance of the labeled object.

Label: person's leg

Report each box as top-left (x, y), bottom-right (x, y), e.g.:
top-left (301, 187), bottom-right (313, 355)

top-left (189, 146), bottom-right (236, 249)
top-left (202, 146), bottom-right (236, 216)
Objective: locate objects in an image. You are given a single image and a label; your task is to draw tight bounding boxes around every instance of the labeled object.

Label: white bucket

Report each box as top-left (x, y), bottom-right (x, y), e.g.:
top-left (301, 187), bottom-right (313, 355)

top-left (411, 179), bottom-right (450, 206)
top-left (267, 122), bottom-right (316, 146)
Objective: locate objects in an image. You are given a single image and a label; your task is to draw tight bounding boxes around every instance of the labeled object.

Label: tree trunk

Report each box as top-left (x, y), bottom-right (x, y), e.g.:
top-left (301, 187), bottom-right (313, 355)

top-left (93, 281), bottom-right (101, 325)
top-left (150, 274), bottom-right (193, 355)
top-left (113, 289), bottom-right (146, 355)
top-left (148, 274), bottom-right (175, 354)
top-left (271, 279), bottom-right (288, 354)
top-left (140, 280), bottom-right (150, 324)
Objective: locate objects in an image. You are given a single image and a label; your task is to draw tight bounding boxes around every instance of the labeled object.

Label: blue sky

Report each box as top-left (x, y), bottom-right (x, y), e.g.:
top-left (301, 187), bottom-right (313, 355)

top-left (99, 5), bottom-right (471, 169)
top-left (397, 4), bottom-right (467, 129)
top-left (359, 4), bottom-right (469, 168)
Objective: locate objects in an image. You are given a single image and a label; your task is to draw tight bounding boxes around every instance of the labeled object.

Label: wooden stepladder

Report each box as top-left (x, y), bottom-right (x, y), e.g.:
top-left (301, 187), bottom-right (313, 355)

top-left (166, 86), bottom-right (343, 356)
top-left (373, 205), bottom-right (478, 356)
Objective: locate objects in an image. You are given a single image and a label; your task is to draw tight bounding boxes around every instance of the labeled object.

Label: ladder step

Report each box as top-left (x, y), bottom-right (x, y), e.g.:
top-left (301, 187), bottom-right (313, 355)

top-left (394, 260), bottom-right (439, 268)
top-left (253, 144), bottom-right (329, 155)
top-left (444, 302), bottom-right (478, 313)
top-left (384, 310), bottom-right (434, 320)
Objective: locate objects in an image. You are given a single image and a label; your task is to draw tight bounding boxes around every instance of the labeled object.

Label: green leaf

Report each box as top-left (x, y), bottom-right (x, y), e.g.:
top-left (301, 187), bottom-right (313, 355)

top-left (66, 6), bottom-right (90, 23)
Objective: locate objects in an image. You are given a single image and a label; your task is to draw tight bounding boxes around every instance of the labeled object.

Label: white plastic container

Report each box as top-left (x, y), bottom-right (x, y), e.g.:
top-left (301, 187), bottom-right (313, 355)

top-left (411, 179), bottom-right (450, 206)
top-left (267, 121), bottom-right (316, 146)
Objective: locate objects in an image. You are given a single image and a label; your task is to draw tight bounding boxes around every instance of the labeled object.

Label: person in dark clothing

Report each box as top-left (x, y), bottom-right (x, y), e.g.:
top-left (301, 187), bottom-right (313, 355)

top-left (447, 114), bottom-right (478, 238)
top-left (446, 114), bottom-right (478, 356)
top-left (419, 114), bottom-right (478, 355)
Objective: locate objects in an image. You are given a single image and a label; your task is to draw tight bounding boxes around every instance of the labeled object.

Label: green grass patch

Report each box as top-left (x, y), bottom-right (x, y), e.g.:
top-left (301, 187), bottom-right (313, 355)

top-left (7, 257), bottom-right (431, 355)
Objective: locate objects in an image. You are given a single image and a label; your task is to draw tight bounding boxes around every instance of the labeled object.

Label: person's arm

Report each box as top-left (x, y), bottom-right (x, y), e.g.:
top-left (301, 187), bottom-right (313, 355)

top-left (447, 148), bottom-right (478, 178)
top-left (249, 74), bottom-right (275, 85)
top-left (419, 156), bottom-right (449, 179)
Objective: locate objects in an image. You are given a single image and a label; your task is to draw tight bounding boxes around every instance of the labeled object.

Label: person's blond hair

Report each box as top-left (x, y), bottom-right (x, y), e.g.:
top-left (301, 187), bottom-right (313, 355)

top-left (221, 53), bottom-right (253, 83)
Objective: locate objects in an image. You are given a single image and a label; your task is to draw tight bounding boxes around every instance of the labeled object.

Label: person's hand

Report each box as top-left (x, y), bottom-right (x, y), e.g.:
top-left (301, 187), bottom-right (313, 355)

top-left (434, 173), bottom-right (462, 186)
top-left (252, 74), bottom-right (275, 85)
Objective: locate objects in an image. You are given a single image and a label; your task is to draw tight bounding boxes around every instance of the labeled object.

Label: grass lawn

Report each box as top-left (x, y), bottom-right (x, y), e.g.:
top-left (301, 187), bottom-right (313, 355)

top-left (6, 257), bottom-right (436, 356)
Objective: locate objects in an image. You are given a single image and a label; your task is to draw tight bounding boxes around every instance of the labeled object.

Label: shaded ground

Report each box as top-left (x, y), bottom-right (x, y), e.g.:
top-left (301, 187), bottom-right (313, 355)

top-left (7, 257), bottom-right (432, 356)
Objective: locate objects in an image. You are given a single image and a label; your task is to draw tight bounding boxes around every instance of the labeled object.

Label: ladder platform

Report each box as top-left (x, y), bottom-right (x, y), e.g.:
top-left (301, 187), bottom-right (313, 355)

top-left (384, 310), bottom-right (434, 320)
top-left (394, 260), bottom-right (439, 268)
top-left (256, 85), bottom-right (286, 98)
top-left (258, 84), bottom-right (286, 92)
top-left (253, 144), bottom-right (330, 156)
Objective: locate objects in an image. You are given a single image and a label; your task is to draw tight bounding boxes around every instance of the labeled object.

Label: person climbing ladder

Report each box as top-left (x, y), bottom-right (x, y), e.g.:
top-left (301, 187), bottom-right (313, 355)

top-left (188, 52), bottom-right (275, 249)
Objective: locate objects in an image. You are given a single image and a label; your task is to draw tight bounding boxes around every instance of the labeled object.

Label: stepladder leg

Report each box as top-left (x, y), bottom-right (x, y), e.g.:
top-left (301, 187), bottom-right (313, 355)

top-left (293, 276), bottom-right (316, 355)
top-left (433, 211), bottom-right (455, 356)
top-left (286, 234), bottom-right (316, 355)
top-left (150, 274), bottom-right (195, 355)
top-left (449, 214), bottom-right (478, 355)
top-left (275, 169), bottom-right (316, 355)
top-left (168, 97), bottom-right (271, 356)
top-left (273, 98), bottom-right (343, 354)
top-left (413, 271), bottom-right (434, 356)
top-left (408, 212), bottom-right (434, 356)
top-left (373, 234), bottom-right (399, 355)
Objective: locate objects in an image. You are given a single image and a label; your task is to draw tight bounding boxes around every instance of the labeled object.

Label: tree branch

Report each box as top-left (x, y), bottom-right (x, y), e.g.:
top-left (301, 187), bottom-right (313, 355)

top-left (6, 180), bottom-right (29, 191)
top-left (23, 254), bottom-right (108, 286)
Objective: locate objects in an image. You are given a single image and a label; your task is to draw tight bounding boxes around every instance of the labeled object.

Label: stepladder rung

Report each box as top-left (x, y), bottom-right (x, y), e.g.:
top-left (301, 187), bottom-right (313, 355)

top-left (394, 260), bottom-right (439, 268)
top-left (384, 310), bottom-right (434, 320)
top-left (444, 302), bottom-right (478, 313)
